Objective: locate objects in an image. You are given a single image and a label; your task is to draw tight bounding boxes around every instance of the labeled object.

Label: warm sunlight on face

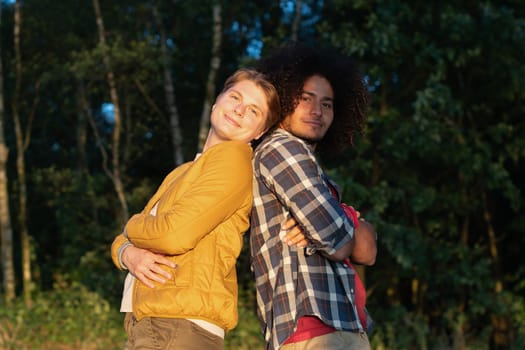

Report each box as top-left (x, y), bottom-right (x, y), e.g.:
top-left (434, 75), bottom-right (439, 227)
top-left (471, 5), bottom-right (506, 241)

top-left (207, 80), bottom-right (269, 148)
top-left (279, 75), bottom-right (334, 146)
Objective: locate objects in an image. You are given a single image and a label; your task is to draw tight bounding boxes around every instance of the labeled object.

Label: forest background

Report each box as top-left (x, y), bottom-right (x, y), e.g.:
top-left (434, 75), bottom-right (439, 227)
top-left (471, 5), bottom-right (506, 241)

top-left (0, 1), bottom-right (524, 349)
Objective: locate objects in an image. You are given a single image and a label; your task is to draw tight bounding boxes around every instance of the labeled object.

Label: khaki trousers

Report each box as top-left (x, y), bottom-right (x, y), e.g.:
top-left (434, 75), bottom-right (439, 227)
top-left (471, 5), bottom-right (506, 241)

top-left (280, 330), bottom-right (371, 350)
top-left (124, 313), bottom-right (224, 350)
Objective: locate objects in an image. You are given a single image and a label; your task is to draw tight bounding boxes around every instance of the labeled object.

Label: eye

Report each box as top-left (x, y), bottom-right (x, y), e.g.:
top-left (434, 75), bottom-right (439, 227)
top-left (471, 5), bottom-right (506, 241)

top-left (248, 106), bottom-right (261, 118)
top-left (229, 92), bottom-right (240, 101)
top-left (322, 101), bottom-right (333, 109)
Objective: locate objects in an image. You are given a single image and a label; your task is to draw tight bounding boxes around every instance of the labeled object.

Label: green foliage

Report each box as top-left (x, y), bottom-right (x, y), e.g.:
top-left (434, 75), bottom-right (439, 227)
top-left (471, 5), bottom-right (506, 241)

top-left (0, 285), bottom-right (126, 350)
top-left (1, 1), bottom-right (524, 349)
top-left (370, 306), bottom-right (433, 350)
top-left (225, 288), bottom-right (265, 349)
top-left (0, 285), bottom-right (268, 350)
top-left (318, 1), bottom-right (525, 348)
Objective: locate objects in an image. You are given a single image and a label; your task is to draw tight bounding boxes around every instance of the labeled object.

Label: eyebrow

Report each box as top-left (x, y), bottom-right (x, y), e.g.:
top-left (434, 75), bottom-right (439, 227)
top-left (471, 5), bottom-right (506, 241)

top-left (302, 90), bottom-right (334, 102)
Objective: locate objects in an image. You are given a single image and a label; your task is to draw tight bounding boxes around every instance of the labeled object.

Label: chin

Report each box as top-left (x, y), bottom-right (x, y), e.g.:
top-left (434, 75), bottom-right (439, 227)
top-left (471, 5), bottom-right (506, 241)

top-left (302, 132), bottom-right (323, 143)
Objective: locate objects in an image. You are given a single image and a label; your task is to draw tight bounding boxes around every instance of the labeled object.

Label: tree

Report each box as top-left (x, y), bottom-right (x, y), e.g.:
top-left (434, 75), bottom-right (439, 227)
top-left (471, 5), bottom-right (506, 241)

top-left (152, 1), bottom-right (184, 165)
top-left (290, 0), bottom-right (302, 41)
top-left (0, 0), bottom-right (15, 302)
top-left (0, 1), bottom-right (522, 347)
top-left (92, 0), bottom-right (129, 224)
top-left (12, 0), bottom-right (39, 306)
top-left (317, 1), bottom-right (525, 348)
top-left (197, 2), bottom-right (222, 151)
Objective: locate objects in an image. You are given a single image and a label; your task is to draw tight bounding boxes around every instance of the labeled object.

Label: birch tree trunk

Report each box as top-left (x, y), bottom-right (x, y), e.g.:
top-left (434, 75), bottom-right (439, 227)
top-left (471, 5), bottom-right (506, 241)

top-left (290, 0), bottom-right (303, 41)
top-left (0, 2), bottom-right (16, 302)
top-left (92, 0), bottom-right (129, 224)
top-left (12, 0), bottom-right (34, 306)
top-left (76, 82), bottom-right (88, 174)
top-left (197, 2), bottom-right (222, 151)
top-left (152, 2), bottom-right (184, 165)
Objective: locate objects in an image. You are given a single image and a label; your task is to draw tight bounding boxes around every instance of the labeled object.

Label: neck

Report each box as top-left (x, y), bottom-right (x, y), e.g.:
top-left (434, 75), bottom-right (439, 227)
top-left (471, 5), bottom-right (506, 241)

top-left (202, 130), bottom-right (218, 153)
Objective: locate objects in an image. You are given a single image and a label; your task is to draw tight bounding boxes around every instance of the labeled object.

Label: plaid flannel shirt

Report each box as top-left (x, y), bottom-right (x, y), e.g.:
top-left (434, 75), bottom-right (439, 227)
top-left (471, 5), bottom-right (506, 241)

top-left (250, 129), bottom-right (370, 350)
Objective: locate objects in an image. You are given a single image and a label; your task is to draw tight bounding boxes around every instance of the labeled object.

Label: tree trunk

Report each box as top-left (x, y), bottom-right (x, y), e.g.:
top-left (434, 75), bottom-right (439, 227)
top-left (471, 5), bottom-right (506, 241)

top-left (92, 0), bottom-right (129, 224)
top-left (0, 2), bottom-right (15, 301)
top-left (290, 0), bottom-right (303, 41)
top-left (451, 216), bottom-right (469, 350)
top-left (197, 2), bottom-right (222, 151)
top-left (484, 194), bottom-right (514, 348)
top-left (76, 84), bottom-right (88, 175)
top-left (152, 2), bottom-right (184, 165)
top-left (12, 0), bottom-right (33, 306)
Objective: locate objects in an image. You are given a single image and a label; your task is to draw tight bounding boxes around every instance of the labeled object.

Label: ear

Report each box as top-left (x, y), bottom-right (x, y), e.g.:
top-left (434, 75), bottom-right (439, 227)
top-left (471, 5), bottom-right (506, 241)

top-left (212, 104), bottom-right (216, 110)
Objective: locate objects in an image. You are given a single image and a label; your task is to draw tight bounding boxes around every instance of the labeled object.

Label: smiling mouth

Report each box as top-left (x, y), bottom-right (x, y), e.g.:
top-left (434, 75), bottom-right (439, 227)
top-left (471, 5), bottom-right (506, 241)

top-left (225, 115), bottom-right (241, 127)
top-left (303, 120), bottom-right (322, 128)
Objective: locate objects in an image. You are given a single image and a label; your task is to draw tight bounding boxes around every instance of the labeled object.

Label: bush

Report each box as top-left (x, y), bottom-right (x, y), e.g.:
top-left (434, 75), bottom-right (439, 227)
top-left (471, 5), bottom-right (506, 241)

top-left (0, 284), bottom-right (126, 350)
top-left (0, 283), bottom-right (266, 349)
top-left (225, 288), bottom-right (265, 349)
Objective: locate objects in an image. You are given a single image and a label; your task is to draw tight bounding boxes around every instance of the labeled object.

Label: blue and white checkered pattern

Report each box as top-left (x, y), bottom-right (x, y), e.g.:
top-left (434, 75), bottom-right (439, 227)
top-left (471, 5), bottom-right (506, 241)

top-left (250, 129), bottom-right (371, 350)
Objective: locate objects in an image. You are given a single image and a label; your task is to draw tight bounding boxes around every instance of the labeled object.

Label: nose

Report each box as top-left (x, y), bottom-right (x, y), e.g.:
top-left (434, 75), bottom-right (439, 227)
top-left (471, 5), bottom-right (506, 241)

top-left (310, 100), bottom-right (321, 117)
top-left (234, 102), bottom-right (246, 117)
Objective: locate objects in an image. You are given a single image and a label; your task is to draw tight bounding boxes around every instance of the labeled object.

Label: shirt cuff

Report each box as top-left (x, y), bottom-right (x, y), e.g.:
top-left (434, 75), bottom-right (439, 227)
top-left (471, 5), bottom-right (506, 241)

top-left (118, 241), bottom-right (133, 270)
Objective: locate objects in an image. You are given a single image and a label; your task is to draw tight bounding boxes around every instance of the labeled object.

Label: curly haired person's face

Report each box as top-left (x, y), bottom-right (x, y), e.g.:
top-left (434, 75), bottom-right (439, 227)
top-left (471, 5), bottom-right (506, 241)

top-left (280, 75), bottom-right (334, 146)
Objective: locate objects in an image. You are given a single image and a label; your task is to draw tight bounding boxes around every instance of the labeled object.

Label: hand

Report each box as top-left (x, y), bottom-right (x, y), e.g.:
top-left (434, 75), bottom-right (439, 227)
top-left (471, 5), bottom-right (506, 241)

top-left (280, 217), bottom-right (308, 248)
top-left (122, 245), bottom-right (177, 288)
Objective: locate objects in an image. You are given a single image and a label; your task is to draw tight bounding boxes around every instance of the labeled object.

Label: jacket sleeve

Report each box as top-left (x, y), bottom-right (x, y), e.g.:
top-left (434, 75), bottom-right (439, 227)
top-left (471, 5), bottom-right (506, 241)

top-left (256, 138), bottom-right (354, 255)
top-left (111, 233), bottom-right (131, 270)
top-left (125, 142), bottom-right (252, 255)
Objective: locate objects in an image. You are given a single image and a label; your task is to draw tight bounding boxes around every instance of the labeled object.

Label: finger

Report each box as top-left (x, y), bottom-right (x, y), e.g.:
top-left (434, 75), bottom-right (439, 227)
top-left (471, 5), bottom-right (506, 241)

top-left (145, 270), bottom-right (168, 284)
top-left (153, 255), bottom-right (178, 269)
top-left (286, 228), bottom-right (302, 244)
top-left (281, 218), bottom-right (297, 231)
top-left (282, 226), bottom-right (300, 244)
top-left (135, 273), bottom-right (155, 289)
top-left (296, 238), bottom-right (308, 248)
top-left (150, 264), bottom-right (173, 280)
top-left (137, 263), bottom-right (172, 287)
top-left (285, 226), bottom-right (307, 246)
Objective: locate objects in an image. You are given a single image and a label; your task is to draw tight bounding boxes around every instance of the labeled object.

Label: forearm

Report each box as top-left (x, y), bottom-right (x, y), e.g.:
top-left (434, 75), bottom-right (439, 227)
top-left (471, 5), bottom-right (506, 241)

top-left (322, 239), bottom-right (354, 262)
top-left (259, 149), bottom-right (354, 254)
top-left (321, 220), bottom-right (377, 264)
top-left (350, 220), bottom-right (377, 265)
top-left (127, 142), bottom-right (252, 255)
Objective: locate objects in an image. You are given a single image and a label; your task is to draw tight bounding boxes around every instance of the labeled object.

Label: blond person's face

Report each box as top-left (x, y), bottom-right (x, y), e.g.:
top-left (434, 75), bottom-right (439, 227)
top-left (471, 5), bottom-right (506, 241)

top-left (209, 80), bottom-right (269, 144)
top-left (280, 75), bottom-right (334, 146)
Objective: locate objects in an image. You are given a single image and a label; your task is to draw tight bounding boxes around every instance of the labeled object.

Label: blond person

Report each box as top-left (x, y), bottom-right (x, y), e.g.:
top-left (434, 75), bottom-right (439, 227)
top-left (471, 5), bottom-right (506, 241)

top-left (111, 69), bottom-right (281, 350)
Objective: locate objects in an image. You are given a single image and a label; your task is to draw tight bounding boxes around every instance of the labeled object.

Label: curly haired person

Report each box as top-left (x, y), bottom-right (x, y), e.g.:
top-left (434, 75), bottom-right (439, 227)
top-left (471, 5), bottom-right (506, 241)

top-left (250, 42), bottom-right (378, 350)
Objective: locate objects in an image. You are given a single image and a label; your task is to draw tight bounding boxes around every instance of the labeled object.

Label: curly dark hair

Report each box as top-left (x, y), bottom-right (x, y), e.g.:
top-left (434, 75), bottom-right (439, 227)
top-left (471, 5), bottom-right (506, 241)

top-left (256, 42), bottom-right (369, 154)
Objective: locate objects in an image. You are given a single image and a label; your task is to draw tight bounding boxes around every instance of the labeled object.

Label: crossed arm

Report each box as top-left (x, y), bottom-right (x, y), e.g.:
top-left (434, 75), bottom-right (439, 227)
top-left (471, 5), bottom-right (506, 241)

top-left (117, 140), bottom-right (377, 287)
top-left (257, 138), bottom-right (377, 266)
top-left (117, 219), bottom-right (307, 288)
top-left (117, 201), bottom-right (376, 289)
top-left (118, 212), bottom-right (376, 289)
top-left (282, 209), bottom-right (377, 265)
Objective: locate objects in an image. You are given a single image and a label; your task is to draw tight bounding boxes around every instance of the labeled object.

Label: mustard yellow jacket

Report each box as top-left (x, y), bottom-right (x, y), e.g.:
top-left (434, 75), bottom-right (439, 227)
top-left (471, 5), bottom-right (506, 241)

top-left (111, 141), bottom-right (253, 331)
